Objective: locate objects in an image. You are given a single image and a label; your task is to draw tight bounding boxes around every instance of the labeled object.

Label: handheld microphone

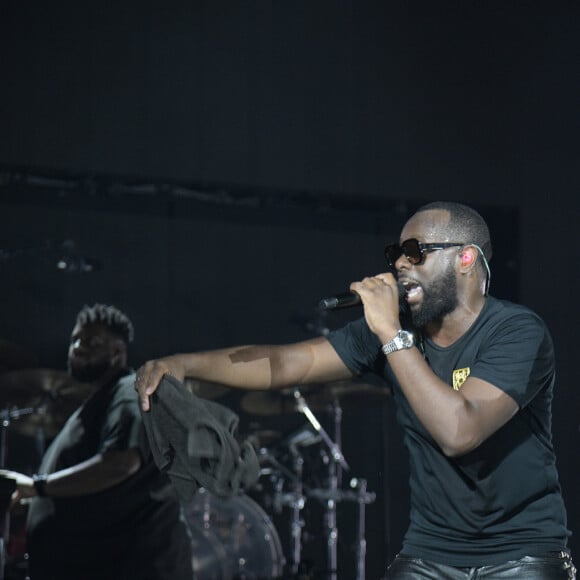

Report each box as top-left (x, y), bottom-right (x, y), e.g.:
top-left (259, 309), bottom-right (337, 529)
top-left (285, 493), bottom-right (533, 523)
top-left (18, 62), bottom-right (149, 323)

top-left (318, 282), bottom-right (407, 311)
top-left (318, 292), bottom-right (362, 310)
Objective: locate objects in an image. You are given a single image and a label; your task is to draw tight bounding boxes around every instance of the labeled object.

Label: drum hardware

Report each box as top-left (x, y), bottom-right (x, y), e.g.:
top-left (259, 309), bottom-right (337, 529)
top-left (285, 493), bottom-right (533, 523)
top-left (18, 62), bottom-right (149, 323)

top-left (244, 429), bottom-right (283, 454)
top-left (293, 390), bottom-right (349, 472)
top-left (306, 482), bottom-right (376, 503)
top-left (240, 380), bottom-right (390, 418)
top-left (0, 407), bottom-right (30, 580)
top-left (182, 487), bottom-right (286, 579)
top-left (292, 389), bottom-right (348, 580)
top-left (293, 388), bottom-right (379, 580)
top-left (285, 442), bottom-right (306, 576)
top-left (0, 369), bottom-right (91, 439)
top-left (351, 478), bottom-right (373, 580)
top-left (280, 421), bottom-right (321, 569)
top-left (0, 407), bottom-right (39, 466)
top-left (306, 478), bottom-right (376, 580)
top-left (240, 380), bottom-right (387, 579)
top-left (257, 448), bottom-right (307, 510)
top-left (283, 426), bottom-right (321, 450)
top-left (256, 445), bottom-right (307, 576)
top-left (0, 369), bottom-right (90, 580)
top-left (0, 407), bottom-right (38, 429)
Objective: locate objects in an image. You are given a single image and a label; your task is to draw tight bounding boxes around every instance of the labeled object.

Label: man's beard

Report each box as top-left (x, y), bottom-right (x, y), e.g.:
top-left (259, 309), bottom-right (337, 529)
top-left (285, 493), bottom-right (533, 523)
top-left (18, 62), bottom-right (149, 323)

top-left (68, 360), bottom-right (112, 383)
top-left (411, 264), bottom-right (458, 329)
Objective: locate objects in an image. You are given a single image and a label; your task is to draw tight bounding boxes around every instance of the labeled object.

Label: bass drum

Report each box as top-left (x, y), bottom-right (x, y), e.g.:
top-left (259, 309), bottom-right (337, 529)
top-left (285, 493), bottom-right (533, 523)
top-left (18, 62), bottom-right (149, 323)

top-left (183, 488), bottom-right (286, 579)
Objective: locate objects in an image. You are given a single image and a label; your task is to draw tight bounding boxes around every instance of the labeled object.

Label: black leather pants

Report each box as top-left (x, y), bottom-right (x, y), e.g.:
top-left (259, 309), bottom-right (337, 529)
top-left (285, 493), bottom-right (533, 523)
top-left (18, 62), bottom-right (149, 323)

top-left (384, 551), bottom-right (576, 579)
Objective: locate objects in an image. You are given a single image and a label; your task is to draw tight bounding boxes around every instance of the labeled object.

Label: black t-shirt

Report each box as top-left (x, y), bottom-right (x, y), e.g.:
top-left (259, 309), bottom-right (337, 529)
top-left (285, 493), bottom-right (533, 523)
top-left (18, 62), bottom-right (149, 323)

top-left (26, 371), bottom-right (193, 580)
top-left (327, 296), bottom-right (571, 566)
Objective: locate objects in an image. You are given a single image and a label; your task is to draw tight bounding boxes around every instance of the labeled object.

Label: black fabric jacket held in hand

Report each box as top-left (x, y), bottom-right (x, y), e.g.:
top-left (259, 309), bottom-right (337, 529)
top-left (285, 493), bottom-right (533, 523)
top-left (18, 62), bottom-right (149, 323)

top-left (140, 375), bottom-right (260, 503)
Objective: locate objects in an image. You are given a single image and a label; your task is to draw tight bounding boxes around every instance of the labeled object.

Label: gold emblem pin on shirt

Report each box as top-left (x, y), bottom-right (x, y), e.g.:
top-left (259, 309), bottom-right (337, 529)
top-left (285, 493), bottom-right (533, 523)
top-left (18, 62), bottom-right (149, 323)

top-left (452, 367), bottom-right (470, 391)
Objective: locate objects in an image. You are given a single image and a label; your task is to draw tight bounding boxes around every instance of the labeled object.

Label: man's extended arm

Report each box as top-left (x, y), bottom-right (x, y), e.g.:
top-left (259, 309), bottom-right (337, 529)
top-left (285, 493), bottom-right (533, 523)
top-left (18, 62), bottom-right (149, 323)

top-left (136, 336), bottom-right (352, 411)
top-left (0, 448), bottom-right (142, 501)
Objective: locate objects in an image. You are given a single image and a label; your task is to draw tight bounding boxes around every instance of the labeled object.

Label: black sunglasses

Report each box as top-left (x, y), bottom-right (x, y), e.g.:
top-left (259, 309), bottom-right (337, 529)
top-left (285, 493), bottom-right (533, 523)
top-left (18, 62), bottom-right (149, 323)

top-left (384, 238), bottom-right (464, 268)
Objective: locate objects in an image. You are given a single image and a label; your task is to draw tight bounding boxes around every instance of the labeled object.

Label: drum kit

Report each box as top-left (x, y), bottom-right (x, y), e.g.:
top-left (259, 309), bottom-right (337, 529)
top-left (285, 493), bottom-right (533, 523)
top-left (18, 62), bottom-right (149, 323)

top-left (0, 339), bottom-right (391, 580)
top-left (182, 379), bottom-right (390, 580)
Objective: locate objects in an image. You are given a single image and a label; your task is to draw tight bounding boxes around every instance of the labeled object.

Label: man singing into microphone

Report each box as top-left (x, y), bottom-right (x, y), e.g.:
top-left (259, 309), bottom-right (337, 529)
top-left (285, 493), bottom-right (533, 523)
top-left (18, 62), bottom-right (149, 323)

top-left (135, 201), bottom-right (574, 579)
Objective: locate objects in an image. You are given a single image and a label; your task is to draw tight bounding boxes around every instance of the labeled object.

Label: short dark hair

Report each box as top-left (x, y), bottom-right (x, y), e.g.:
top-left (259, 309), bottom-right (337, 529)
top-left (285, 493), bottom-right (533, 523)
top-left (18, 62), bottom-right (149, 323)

top-left (75, 303), bottom-right (135, 343)
top-left (415, 201), bottom-right (493, 262)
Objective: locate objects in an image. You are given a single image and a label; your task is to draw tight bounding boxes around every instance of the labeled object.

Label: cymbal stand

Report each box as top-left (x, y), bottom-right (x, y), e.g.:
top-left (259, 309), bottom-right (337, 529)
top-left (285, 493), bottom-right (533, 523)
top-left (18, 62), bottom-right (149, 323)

top-left (332, 399), bottom-right (344, 489)
top-left (293, 390), bottom-right (349, 580)
top-left (286, 444), bottom-right (305, 575)
top-left (308, 479), bottom-right (376, 580)
top-left (293, 390), bottom-right (349, 472)
top-left (351, 477), bottom-right (373, 580)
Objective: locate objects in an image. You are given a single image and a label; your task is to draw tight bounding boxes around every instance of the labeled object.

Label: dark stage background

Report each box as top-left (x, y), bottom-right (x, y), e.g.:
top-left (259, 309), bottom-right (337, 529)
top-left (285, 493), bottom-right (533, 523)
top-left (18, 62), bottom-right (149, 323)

top-left (0, 1), bottom-right (578, 578)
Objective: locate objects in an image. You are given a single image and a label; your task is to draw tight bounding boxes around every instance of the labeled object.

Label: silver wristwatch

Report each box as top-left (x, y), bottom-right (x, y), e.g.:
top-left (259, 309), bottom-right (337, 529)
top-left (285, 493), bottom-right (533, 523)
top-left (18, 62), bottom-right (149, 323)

top-left (381, 329), bottom-right (415, 355)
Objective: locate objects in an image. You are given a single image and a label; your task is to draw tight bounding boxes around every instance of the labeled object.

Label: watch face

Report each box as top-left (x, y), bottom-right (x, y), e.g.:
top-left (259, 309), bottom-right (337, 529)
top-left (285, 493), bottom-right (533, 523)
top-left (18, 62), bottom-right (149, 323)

top-left (400, 331), bottom-right (414, 348)
top-left (382, 330), bottom-right (415, 356)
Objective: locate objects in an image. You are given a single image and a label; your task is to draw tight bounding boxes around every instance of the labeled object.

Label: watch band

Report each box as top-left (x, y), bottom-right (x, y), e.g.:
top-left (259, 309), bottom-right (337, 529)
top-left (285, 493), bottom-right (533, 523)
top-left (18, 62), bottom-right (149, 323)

top-left (381, 329), bottom-right (414, 356)
top-left (381, 340), bottom-right (401, 355)
top-left (32, 473), bottom-right (49, 497)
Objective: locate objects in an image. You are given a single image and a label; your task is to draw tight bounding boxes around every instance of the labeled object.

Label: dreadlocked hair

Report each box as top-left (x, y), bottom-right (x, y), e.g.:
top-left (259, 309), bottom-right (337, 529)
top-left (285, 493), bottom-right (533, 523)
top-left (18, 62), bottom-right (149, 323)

top-left (75, 303), bottom-right (135, 343)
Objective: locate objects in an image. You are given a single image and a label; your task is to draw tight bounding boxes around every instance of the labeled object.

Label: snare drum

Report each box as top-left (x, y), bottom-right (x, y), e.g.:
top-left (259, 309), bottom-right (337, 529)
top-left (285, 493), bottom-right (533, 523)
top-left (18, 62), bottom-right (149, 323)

top-left (182, 488), bottom-right (285, 579)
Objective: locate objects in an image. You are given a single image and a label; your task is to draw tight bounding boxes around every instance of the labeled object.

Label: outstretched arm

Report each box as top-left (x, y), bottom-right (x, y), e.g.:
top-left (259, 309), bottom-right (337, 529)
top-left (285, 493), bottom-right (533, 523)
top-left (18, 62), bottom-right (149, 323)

top-left (0, 448), bottom-right (142, 502)
top-left (136, 336), bottom-right (352, 411)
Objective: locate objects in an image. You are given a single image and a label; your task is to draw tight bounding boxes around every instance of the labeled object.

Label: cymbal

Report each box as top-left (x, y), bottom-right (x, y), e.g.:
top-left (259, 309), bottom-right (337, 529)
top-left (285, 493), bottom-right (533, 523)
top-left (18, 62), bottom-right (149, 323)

top-left (183, 378), bottom-right (231, 400)
top-left (0, 338), bottom-right (38, 372)
top-left (240, 381), bottom-right (390, 416)
top-left (0, 368), bottom-right (91, 437)
top-left (239, 389), bottom-right (297, 416)
top-left (307, 380), bottom-right (391, 408)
